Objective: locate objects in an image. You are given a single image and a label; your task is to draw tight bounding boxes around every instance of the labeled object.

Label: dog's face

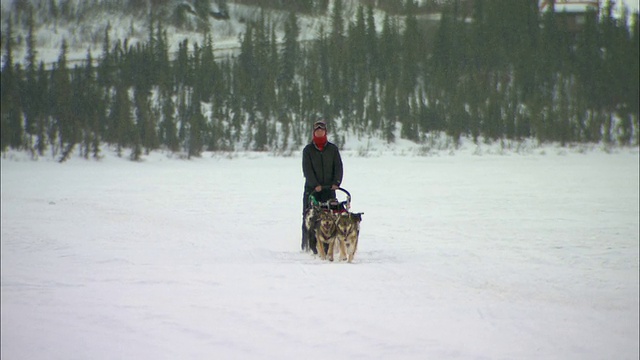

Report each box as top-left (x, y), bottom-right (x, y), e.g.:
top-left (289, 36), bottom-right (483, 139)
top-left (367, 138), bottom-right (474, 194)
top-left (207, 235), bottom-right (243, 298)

top-left (350, 213), bottom-right (363, 223)
top-left (336, 214), bottom-right (355, 235)
top-left (316, 210), bottom-right (337, 238)
top-left (338, 213), bottom-right (362, 232)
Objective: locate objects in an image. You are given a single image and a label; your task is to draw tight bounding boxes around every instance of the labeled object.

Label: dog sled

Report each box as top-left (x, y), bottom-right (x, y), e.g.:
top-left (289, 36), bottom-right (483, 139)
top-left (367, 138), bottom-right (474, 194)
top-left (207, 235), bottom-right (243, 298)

top-left (303, 187), bottom-right (363, 262)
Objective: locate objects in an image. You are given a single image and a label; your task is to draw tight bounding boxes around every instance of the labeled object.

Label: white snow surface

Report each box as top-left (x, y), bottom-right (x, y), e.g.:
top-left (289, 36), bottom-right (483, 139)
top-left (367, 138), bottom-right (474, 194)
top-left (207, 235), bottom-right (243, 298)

top-left (1, 144), bottom-right (639, 360)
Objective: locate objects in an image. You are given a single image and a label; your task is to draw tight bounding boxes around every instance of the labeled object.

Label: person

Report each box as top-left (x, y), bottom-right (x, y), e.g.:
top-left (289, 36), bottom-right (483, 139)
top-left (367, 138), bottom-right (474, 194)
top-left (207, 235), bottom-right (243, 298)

top-left (301, 120), bottom-right (344, 252)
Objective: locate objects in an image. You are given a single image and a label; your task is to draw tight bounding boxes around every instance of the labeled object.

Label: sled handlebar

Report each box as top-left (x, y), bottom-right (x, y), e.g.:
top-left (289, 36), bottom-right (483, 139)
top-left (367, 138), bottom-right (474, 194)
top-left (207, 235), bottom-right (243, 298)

top-left (308, 187), bottom-right (351, 209)
top-left (312, 186), bottom-right (350, 197)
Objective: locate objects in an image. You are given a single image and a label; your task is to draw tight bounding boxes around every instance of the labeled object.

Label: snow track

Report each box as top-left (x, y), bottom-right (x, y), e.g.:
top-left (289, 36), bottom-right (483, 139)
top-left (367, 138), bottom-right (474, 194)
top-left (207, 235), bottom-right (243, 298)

top-left (2, 148), bottom-right (638, 359)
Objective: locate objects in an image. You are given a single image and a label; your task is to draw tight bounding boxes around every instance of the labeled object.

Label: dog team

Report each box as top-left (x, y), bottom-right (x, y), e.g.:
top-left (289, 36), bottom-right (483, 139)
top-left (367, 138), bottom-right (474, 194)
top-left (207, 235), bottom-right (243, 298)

top-left (302, 120), bottom-right (363, 262)
top-left (304, 204), bottom-right (363, 263)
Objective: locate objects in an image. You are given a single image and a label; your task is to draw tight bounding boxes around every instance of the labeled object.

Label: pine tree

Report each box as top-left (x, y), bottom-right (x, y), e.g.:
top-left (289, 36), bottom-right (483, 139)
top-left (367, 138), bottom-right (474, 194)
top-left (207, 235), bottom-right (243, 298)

top-left (79, 50), bottom-right (100, 159)
top-left (400, 1), bottom-right (421, 95)
top-left (96, 42), bottom-right (112, 152)
top-left (608, 6), bottom-right (636, 145)
top-left (24, 7), bottom-right (38, 143)
top-left (555, 73), bottom-right (572, 146)
top-left (177, 90), bottom-right (188, 146)
top-left (59, 62), bottom-right (82, 163)
top-left (349, 5), bottom-right (368, 132)
top-left (98, 22), bottom-right (113, 89)
top-left (534, 4), bottom-right (565, 143)
top-left (251, 14), bottom-right (276, 118)
top-left (316, 25), bottom-right (331, 107)
top-left (35, 62), bottom-right (49, 156)
top-left (109, 81), bottom-right (134, 156)
top-left (160, 89), bottom-right (179, 152)
top-left (49, 0), bottom-right (59, 23)
top-left (300, 45), bottom-right (325, 141)
top-left (187, 89), bottom-right (205, 158)
top-left (280, 11), bottom-right (300, 90)
top-left (398, 1), bottom-right (423, 141)
top-left (329, 0), bottom-right (347, 118)
top-left (574, 6), bottom-right (601, 142)
top-left (277, 12), bottom-right (300, 138)
top-left (254, 117), bottom-right (268, 151)
top-left (365, 6), bottom-right (379, 82)
top-left (229, 70), bottom-right (244, 144)
top-left (630, 12), bottom-right (639, 145)
top-left (155, 24), bottom-right (171, 93)
top-left (198, 33), bottom-right (218, 103)
top-left (429, 4), bottom-right (462, 140)
top-left (366, 78), bottom-right (381, 133)
top-left (238, 24), bottom-right (256, 111)
top-left (175, 39), bottom-right (190, 88)
top-left (51, 40), bottom-right (74, 159)
top-left (134, 86), bottom-right (158, 156)
top-left (382, 72), bottom-right (398, 143)
top-left (514, 0), bottom-right (540, 106)
top-left (1, 17), bottom-right (23, 151)
top-left (210, 55), bottom-right (227, 121)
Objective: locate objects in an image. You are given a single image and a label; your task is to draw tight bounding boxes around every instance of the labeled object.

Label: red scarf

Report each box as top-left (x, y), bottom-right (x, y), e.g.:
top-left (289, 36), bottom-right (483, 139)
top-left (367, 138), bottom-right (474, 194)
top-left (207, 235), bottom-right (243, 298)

top-left (313, 133), bottom-right (328, 151)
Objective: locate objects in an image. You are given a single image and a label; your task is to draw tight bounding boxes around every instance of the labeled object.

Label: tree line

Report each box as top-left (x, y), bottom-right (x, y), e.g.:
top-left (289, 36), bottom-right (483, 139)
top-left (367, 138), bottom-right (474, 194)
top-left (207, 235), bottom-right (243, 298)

top-left (1, 0), bottom-right (638, 161)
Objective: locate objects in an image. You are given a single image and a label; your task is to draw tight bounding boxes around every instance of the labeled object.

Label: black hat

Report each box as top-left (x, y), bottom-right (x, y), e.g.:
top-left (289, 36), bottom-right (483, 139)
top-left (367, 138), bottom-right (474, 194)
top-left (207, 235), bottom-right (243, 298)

top-left (313, 120), bottom-right (327, 131)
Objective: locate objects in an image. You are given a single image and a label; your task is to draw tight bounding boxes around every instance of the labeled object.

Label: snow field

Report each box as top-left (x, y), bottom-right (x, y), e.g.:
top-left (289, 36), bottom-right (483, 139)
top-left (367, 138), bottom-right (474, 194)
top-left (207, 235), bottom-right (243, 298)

top-left (1, 148), bottom-right (639, 359)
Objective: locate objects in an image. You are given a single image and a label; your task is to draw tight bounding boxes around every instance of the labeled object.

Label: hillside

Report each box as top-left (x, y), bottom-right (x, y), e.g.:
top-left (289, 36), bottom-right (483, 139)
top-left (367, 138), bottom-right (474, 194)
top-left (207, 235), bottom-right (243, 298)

top-left (1, 0), bottom-right (636, 67)
top-left (1, 0), bottom-right (582, 65)
top-left (1, 0), bottom-right (638, 160)
top-left (0, 0), bottom-right (407, 67)
top-left (2, 0), bottom-right (637, 74)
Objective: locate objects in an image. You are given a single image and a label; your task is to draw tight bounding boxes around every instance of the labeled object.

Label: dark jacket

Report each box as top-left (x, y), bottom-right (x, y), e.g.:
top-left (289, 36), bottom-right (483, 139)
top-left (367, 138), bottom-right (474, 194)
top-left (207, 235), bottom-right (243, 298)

top-left (302, 141), bottom-right (343, 191)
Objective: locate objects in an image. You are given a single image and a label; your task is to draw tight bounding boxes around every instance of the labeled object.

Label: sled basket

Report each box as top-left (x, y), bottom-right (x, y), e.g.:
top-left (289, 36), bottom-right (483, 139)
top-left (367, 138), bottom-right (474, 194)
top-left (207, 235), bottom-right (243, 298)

top-left (309, 187), bottom-right (351, 213)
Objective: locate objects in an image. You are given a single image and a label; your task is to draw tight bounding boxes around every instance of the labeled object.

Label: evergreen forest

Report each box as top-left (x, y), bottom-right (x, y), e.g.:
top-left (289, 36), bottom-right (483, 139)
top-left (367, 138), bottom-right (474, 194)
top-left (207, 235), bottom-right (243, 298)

top-left (1, 0), bottom-right (638, 161)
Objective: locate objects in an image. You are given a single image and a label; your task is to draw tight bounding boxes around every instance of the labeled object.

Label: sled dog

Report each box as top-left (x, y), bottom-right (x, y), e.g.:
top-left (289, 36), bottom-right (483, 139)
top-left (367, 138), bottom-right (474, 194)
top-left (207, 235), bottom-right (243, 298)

top-left (303, 205), bottom-right (319, 253)
top-left (336, 213), bottom-right (362, 263)
top-left (314, 210), bottom-right (338, 261)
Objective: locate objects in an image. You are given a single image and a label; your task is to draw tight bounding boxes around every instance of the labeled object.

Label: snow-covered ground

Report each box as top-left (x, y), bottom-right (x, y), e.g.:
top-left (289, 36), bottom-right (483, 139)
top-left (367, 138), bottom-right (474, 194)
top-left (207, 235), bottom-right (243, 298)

top-left (1, 143), bottom-right (638, 359)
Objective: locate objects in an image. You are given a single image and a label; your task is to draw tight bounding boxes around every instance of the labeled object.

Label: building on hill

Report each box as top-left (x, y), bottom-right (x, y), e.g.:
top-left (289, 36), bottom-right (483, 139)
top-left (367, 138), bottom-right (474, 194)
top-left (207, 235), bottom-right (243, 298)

top-left (539, 0), bottom-right (600, 32)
